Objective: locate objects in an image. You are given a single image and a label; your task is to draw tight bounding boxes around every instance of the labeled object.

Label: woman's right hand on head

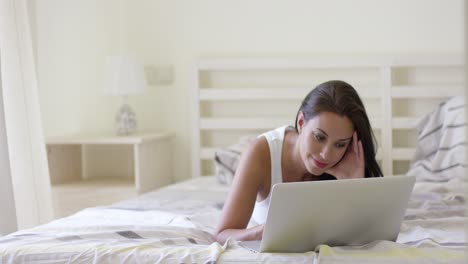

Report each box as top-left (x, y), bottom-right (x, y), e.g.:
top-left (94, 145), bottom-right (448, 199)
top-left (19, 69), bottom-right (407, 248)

top-left (325, 131), bottom-right (365, 179)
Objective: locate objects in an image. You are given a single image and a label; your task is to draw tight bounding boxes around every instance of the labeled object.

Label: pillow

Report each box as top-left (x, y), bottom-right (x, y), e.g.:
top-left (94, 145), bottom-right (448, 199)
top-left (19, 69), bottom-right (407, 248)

top-left (214, 135), bottom-right (256, 185)
top-left (406, 96), bottom-right (466, 182)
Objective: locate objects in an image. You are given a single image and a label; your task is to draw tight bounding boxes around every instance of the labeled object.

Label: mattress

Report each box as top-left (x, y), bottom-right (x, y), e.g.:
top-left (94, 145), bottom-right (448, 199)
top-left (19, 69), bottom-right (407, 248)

top-left (0, 176), bottom-right (465, 264)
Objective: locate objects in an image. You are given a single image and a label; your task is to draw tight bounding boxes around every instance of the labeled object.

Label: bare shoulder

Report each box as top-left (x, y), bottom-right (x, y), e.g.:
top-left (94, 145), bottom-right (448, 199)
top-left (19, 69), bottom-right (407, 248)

top-left (234, 136), bottom-right (271, 187)
top-left (242, 136), bottom-right (270, 163)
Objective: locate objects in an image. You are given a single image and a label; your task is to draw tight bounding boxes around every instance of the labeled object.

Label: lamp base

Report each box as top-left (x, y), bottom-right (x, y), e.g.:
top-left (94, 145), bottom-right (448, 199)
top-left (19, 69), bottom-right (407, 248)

top-left (115, 103), bottom-right (137, 135)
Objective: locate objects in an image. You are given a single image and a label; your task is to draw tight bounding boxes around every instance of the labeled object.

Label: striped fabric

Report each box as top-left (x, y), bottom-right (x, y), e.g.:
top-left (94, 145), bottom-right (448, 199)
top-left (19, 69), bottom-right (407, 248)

top-left (214, 135), bottom-right (256, 185)
top-left (407, 96), bottom-right (466, 182)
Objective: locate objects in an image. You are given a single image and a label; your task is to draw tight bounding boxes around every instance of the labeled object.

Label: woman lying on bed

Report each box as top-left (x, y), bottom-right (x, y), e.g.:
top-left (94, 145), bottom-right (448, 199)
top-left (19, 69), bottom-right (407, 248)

top-left (214, 80), bottom-right (383, 244)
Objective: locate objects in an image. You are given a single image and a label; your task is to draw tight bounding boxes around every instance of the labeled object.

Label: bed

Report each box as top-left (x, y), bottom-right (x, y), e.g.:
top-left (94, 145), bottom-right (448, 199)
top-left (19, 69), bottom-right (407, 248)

top-left (0, 55), bottom-right (466, 263)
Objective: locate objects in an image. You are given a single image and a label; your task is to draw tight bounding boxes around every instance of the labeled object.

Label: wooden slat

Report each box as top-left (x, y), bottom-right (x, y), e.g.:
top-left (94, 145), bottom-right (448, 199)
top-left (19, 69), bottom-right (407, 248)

top-left (392, 148), bottom-right (416, 160)
top-left (199, 87), bottom-right (381, 100)
top-left (380, 67), bottom-right (393, 176)
top-left (197, 55), bottom-right (463, 70)
top-left (201, 148), bottom-right (217, 160)
top-left (200, 88), bottom-right (307, 100)
top-left (370, 118), bottom-right (382, 130)
top-left (192, 65), bottom-right (201, 178)
top-left (200, 118), bottom-right (292, 130)
top-left (198, 58), bottom-right (388, 70)
top-left (389, 55), bottom-right (463, 67)
top-left (375, 148), bottom-right (382, 160)
top-left (392, 117), bottom-right (421, 129)
top-left (392, 85), bottom-right (464, 98)
top-left (200, 118), bottom-right (383, 130)
top-left (202, 147), bottom-right (385, 161)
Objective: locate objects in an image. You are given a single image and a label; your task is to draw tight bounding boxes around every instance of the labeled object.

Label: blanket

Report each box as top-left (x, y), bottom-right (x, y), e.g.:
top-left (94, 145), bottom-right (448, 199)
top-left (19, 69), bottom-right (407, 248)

top-left (1, 177), bottom-right (464, 263)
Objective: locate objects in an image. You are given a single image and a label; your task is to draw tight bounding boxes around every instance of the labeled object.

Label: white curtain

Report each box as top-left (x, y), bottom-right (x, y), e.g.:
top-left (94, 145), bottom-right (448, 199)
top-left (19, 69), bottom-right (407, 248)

top-left (0, 52), bottom-right (17, 235)
top-left (0, 0), bottom-right (53, 233)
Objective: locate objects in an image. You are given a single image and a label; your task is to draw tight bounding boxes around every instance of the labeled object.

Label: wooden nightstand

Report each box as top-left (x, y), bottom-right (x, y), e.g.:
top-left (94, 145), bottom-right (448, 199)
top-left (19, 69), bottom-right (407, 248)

top-left (46, 132), bottom-right (174, 218)
top-left (46, 131), bottom-right (174, 194)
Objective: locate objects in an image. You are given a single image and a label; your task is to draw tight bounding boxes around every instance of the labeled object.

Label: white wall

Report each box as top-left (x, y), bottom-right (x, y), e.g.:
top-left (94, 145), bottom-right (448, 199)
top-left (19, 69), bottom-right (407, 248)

top-left (36, 0), bottom-right (163, 137)
top-left (36, 0), bottom-right (464, 182)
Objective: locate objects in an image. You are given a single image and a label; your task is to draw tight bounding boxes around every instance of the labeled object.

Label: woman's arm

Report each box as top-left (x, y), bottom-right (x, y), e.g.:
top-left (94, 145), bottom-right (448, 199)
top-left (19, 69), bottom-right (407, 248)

top-left (214, 137), bottom-right (270, 244)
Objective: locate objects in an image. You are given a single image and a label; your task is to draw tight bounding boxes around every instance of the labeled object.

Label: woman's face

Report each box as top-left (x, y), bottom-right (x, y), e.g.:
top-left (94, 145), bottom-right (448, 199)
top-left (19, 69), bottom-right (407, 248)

top-left (298, 111), bottom-right (354, 175)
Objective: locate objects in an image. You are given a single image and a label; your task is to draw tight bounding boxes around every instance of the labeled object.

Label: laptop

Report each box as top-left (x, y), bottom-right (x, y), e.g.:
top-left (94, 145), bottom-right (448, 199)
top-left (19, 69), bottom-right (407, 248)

top-left (240, 175), bottom-right (416, 253)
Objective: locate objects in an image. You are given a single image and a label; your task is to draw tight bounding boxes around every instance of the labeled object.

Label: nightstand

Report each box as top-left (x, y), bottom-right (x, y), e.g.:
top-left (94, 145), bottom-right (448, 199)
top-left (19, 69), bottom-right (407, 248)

top-left (46, 132), bottom-right (174, 218)
top-left (46, 132), bottom-right (175, 194)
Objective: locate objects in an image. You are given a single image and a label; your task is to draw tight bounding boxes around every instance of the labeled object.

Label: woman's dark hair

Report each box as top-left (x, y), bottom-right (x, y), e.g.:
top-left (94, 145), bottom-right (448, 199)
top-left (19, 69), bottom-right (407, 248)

top-left (295, 80), bottom-right (383, 178)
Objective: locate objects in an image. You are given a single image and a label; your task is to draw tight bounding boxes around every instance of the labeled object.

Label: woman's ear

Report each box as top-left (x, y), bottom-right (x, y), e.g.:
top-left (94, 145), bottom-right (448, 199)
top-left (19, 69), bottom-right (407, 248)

top-left (297, 111), bottom-right (305, 133)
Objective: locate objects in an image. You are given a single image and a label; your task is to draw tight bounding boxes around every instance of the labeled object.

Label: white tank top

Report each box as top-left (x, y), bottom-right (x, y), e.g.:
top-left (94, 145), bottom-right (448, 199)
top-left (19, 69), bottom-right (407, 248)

top-left (250, 126), bottom-right (287, 224)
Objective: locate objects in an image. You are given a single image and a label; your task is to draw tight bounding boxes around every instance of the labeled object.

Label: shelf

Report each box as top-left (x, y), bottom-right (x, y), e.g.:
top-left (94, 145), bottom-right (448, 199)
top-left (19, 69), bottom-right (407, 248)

top-left (46, 131), bottom-right (174, 194)
top-left (46, 132), bottom-right (174, 145)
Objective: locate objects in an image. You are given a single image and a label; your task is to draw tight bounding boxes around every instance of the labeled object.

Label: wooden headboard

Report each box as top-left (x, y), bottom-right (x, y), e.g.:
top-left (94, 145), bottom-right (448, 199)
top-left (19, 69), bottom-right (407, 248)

top-left (191, 55), bottom-right (464, 178)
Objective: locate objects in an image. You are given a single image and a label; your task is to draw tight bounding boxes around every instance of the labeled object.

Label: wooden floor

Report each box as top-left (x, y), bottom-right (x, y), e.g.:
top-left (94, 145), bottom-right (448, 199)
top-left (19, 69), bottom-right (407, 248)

top-left (51, 177), bottom-right (138, 219)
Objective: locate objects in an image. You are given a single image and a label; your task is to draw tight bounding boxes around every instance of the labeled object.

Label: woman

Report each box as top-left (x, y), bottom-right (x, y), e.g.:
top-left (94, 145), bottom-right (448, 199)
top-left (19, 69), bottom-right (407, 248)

top-left (214, 80), bottom-right (383, 244)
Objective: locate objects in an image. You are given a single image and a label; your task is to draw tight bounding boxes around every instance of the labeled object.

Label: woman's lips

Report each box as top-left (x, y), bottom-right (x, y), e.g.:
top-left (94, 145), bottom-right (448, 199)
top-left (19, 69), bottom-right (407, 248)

top-left (313, 158), bottom-right (328, 169)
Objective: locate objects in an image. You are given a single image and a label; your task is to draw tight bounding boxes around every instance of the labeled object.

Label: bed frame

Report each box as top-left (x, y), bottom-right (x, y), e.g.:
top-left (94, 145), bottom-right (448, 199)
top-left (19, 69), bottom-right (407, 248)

top-left (191, 55), bottom-right (464, 178)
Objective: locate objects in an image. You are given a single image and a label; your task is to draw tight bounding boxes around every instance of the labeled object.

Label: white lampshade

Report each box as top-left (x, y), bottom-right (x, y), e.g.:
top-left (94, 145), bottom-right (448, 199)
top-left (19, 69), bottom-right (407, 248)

top-left (105, 55), bottom-right (146, 96)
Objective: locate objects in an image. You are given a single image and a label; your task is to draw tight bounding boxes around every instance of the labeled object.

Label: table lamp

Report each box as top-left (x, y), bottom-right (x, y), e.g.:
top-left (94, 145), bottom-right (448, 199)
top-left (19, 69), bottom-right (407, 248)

top-left (106, 55), bottom-right (146, 135)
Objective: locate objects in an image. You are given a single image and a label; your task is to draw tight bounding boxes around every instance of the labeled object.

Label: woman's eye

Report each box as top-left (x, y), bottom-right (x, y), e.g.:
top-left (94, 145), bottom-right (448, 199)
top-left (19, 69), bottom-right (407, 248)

top-left (336, 143), bottom-right (347, 148)
top-left (314, 134), bottom-right (325, 142)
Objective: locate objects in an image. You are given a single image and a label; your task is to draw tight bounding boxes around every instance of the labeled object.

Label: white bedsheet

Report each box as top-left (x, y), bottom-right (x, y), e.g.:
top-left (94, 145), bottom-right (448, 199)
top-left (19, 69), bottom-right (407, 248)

top-left (0, 176), bottom-right (465, 263)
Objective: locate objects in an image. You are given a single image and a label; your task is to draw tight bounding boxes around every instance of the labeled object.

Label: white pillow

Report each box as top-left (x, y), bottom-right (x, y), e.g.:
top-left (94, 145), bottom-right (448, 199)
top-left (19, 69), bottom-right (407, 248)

top-left (406, 96), bottom-right (466, 182)
top-left (214, 136), bottom-right (256, 185)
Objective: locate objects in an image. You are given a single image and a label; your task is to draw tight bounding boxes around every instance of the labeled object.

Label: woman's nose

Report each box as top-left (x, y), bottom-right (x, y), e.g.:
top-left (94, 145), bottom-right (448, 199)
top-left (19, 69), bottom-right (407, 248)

top-left (320, 146), bottom-right (331, 161)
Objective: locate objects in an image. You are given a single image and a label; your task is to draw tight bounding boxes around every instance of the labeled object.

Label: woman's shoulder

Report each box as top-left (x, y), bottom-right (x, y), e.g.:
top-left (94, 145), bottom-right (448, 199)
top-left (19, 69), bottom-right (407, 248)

top-left (259, 125), bottom-right (292, 140)
top-left (249, 125), bottom-right (294, 166)
top-left (234, 136), bottom-right (271, 185)
top-left (243, 136), bottom-right (270, 163)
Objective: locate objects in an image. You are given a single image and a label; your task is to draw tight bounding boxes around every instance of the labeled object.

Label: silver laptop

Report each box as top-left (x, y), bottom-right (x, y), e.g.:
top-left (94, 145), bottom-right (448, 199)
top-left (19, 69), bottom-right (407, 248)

top-left (240, 175), bottom-right (416, 253)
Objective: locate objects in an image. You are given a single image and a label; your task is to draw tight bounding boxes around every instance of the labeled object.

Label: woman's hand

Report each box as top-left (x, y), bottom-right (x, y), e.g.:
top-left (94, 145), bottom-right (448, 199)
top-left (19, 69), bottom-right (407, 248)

top-left (326, 131), bottom-right (364, 179)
